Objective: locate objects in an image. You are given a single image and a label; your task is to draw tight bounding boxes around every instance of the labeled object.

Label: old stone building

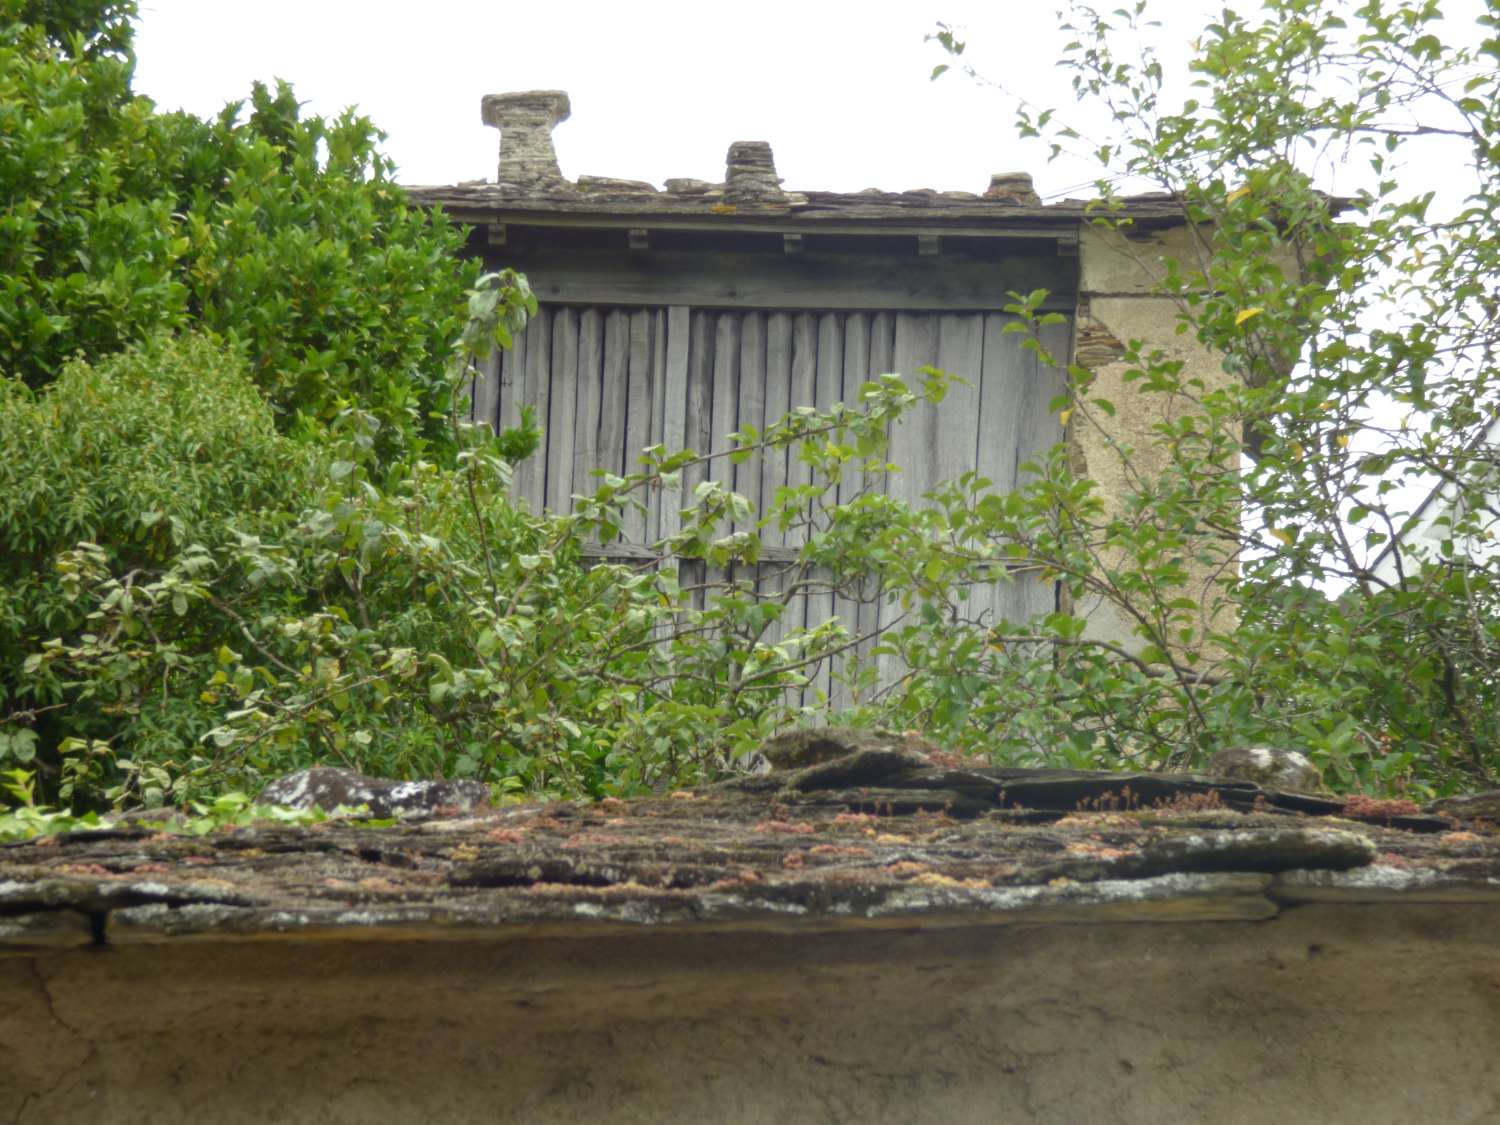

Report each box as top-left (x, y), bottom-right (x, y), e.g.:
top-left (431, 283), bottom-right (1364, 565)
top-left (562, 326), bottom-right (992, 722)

top-left (406, 91), bottom-right (1233, 695)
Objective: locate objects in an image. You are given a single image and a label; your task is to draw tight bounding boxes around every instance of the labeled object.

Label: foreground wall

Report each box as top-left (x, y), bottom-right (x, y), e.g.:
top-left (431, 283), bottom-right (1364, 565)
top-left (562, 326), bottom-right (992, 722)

top-left (7, 905), bottom-right (1499, 1125)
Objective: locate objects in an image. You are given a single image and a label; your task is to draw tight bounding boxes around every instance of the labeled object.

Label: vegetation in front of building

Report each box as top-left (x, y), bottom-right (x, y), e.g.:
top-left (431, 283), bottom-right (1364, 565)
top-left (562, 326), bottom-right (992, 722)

top-left (3, 0), bottom-right (1499, 838)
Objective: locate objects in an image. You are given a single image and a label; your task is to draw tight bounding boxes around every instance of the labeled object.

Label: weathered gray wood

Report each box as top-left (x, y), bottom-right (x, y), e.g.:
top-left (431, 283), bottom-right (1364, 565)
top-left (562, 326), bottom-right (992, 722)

top-left (735, 313), bottom-right (767, 525)
top-left (825, 314), bottom-right (863, 711)
top-left (805, 313), bottom-right (846, 704)
top-left (658, 306), bottom-right (692, 542)
top-left (935, 315), bottom-right (986, 491)
top-left (760, 313), bottom-right (793, 551)
top-left (978, 314), bottom-right (1065, 497)
top-left (830, 312), bottom-right (880, 710)
top-left (514, 306), bottom-right (550, 510)
top-left (642, 304), bottom-right (666, 543)
top-left (814, 315), bottom-right (846, 413)
top-left (766, 314), bottom-right (816, 693)
top-left (709, 313), bottom-right (741, 517)
top-left (681, 311), bottom-right (717, 531)
top-left (976, 314), bottom-right (1072, 626)
top-left (886, 314), bottom-right (940, 510)
top-left (786, 315), bottom-right (822, 444)
top-left (877, 314), bottom-right (945, 687)
top-left (545, 308), bottom-right (579, 513)
top-left (624, 309), bottom-right (654, 476)
top-left (472, 348), bottom-right (501, 431)
top-left (499, 318), bottom-right (525, 434)
top-left (507, 250), bottom-right (1075, 313)
top-left (869, 311), bottom-right (895, 375)
top-left (600, 309), bottom-right (631, 470)
top-left (570, 308), bottom-right (606, 507)
top-left (836, 312), bottom-right (873, 512)
top-left (505, 297), bottom-right (1069, 710)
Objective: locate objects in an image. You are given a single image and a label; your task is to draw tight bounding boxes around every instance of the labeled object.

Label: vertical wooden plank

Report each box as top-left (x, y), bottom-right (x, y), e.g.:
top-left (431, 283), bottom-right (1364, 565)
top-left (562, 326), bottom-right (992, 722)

top-left (709, 313), bottom-right (741, 498)
top-left (836, 311), bottom-right (873, 508)
top-left (886, 313), bottom-right (939, 510)
top-left (858, 307), bottom-right (898, 660)
top-left (599, 309), bottom-right (632, 476)
top-left (814, 316), bottom-right (846, 413)
top-left (977, 313), bottom-right (1071, 627)
top-left (734, 313), bottom-right (777, 655)
top-left (648, 308), bottom-right (671, 542)
top-left (659, 306), bottom-right (692, 544)
top-left (571, 308), bottom-right (607, 508)
top-left (701, 313), bottom-right (738, 618)
top-left (760, 313), bottom-right (793, 551)
top-left (933, 314), bottom-right (988, 636)
top-left (977, 313), bottom-right (1029, 497)
top-left (545, 307), bottom-right (578, 515)
top-left (805, 313), bottom-right (846, 706)
top-left (621, 309), bottom-right (653, 543)
top-left (868, 310), bottom-right (895, 375)
top-left (514, 306), bottom-right (550, 511)
top-left (735, 312), bottom-right (767, 524)
top-left (975, 312), bottom-right (1071, 490)
top-left (934, 314), bottom-right (985, 492)
top-left (990, 566), bottom-right (1058, 627)
top-left (877, 313), bottom-right (941, 690)
top-left (472, 348), bottom-right (501, 431)
top-left (760, 315), bottom-right (796, 703)
top-left (789, 313), bottom-right (819, 415)
top-left (497, 315), bottom-right (527, 435)
top-left (682, 311), bottom-right (717, 514)
top-left (832, 312), bottom-right (873, 711)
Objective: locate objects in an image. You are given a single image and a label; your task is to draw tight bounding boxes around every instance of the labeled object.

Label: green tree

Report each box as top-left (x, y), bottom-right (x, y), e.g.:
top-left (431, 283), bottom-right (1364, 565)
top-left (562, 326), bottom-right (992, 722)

top-left (0, 0), bottom-right (478, 458)
top-left (911, 0), bottom-right (1500, 794)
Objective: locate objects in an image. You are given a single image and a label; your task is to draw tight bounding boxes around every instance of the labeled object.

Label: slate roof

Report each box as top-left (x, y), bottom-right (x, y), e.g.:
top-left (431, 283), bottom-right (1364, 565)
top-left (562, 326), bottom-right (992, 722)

top-left (4, 732), bottom-right (1497, 952)
top-left (402, 180), bottom-right (1187, 235)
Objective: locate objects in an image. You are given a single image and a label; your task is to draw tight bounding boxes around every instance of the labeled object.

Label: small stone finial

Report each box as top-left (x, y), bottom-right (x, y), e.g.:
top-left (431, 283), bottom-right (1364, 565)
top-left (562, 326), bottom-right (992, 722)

top-left (480, 90), bottom-right (571, 188)
top-left (984, 171), bottom-right (1041, 206)
top-left (724, 140), bottom-right (784, 203)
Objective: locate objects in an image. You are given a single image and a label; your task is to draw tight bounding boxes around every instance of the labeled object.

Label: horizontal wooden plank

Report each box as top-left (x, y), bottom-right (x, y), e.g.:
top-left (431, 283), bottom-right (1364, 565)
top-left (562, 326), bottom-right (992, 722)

top-left (409, 196), bottom-right (1088, 241)
top-left (494, 249), bottom-right (1075, 312)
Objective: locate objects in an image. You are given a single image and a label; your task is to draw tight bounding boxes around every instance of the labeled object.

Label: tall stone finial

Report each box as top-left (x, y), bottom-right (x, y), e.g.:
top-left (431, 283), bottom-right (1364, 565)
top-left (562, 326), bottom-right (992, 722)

top-left (724, 140), bottom-right (784, 203)
top-left (480, 90), bottom-right (571, 188)
top-left (985, 171), bottom-right (1041, 206)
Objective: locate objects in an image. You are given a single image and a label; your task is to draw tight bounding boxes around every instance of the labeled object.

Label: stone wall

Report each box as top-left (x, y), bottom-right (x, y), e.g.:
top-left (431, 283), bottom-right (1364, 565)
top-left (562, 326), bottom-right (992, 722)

top-left (1071, 221), bottom-right (1241, 653)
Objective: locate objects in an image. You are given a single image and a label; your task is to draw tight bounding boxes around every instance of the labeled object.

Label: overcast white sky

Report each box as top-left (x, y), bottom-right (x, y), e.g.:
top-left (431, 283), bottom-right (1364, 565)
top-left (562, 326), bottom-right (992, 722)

top-left (130, 0), bottom-right (1223, 198)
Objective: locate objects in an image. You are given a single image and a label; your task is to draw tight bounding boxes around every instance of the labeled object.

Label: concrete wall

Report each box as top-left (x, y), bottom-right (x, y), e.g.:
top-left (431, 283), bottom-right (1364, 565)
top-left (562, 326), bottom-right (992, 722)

top-left (6, 906), bottom-right (1500, 1124)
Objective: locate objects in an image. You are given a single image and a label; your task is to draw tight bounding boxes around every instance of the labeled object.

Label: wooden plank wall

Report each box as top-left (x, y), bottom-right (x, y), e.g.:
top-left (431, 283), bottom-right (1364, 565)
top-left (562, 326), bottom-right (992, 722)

top-left (473, 304), bottom-right (1071, 708)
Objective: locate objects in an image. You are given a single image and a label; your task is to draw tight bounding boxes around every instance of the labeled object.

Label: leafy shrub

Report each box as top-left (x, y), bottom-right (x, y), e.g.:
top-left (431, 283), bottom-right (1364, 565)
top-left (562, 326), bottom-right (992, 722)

top-left (0, 332), bottom-right (312, 793)
top-left (1, 273), bottom-right (954, 809)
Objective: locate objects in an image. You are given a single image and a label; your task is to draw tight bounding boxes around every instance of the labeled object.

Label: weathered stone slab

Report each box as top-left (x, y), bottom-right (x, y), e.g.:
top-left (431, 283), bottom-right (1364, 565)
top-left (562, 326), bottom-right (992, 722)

top-left (1273, 864), bottom-right (1500, 903)
top-left (0, 909), bottom-right (94, 952)
top-left (257, 766), bottom-right (492, 817)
